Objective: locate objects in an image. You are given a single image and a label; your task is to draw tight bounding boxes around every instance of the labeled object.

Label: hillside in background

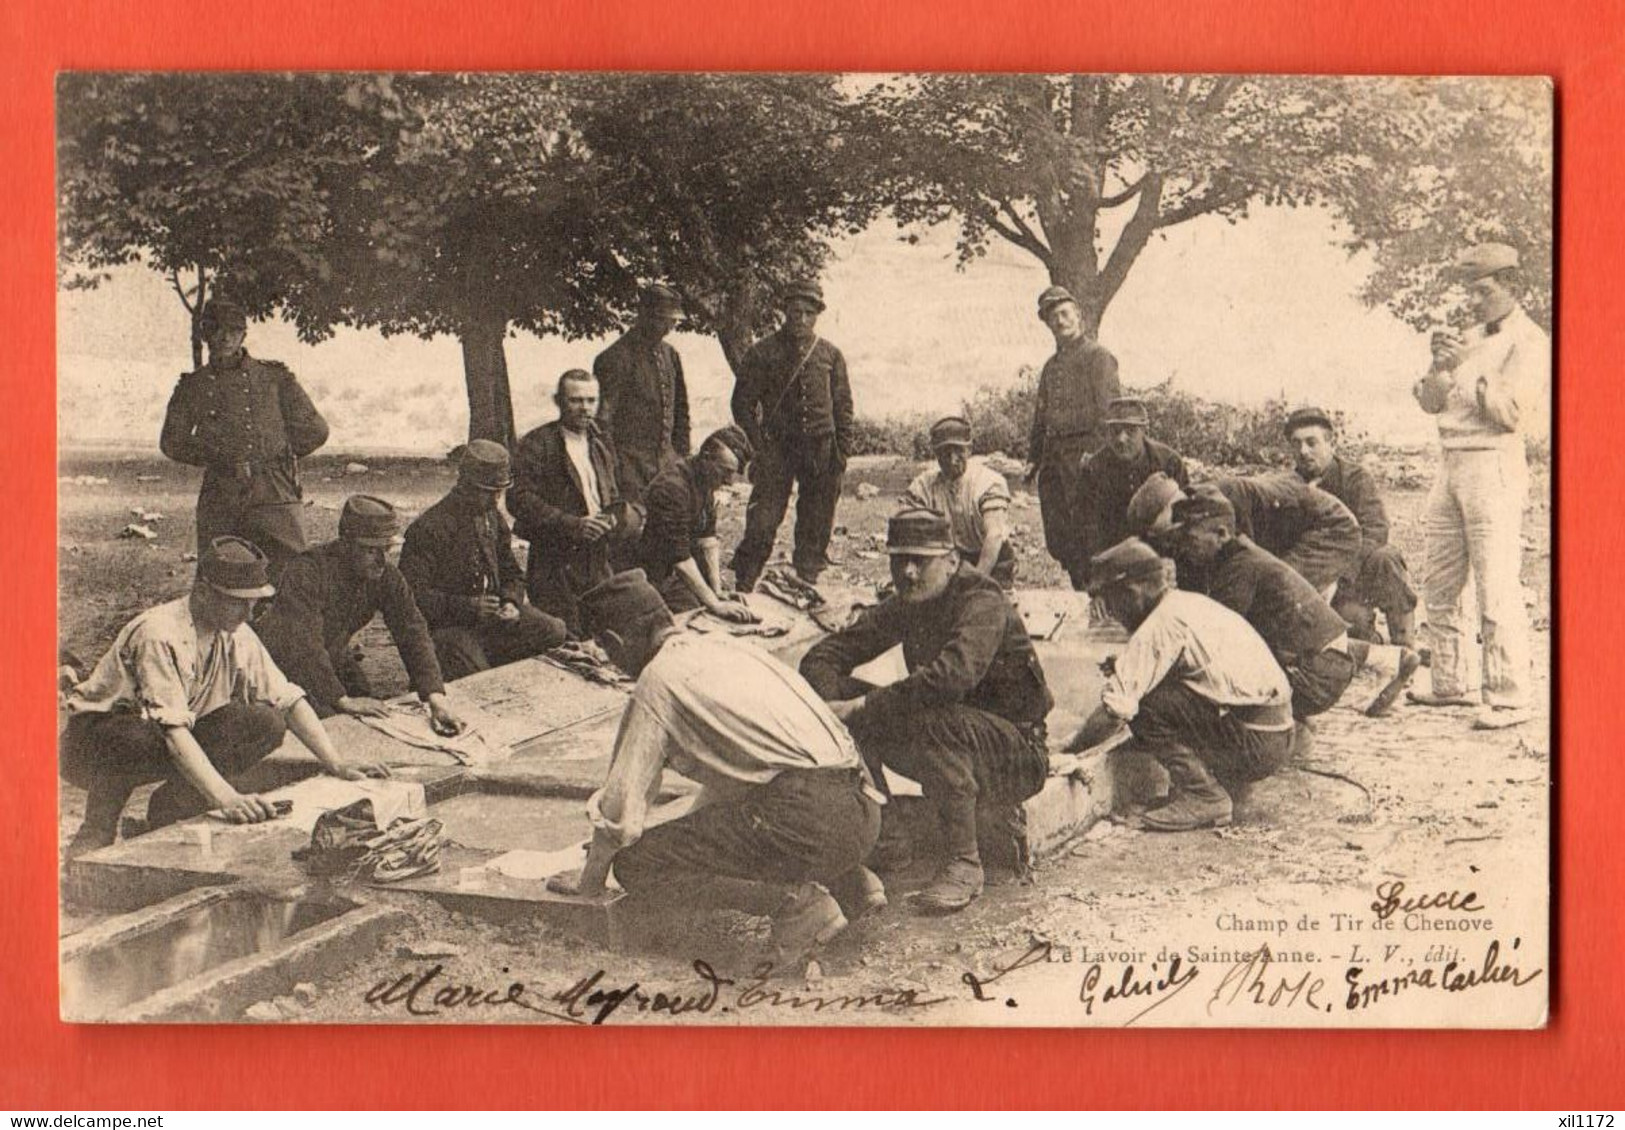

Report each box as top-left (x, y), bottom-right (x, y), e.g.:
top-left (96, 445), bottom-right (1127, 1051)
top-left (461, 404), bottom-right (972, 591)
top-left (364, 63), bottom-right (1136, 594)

top-left (58, 209), bottom-right (1438, 457)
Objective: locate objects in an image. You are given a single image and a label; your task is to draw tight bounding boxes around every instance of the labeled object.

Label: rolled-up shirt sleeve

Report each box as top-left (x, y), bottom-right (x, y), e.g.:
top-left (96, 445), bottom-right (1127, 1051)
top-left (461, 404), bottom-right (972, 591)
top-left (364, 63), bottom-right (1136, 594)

top-left (235, 629), bottom-right (307, 713)
top-left (585, 699), bottom-right (670, 849)
top-left (1100, 615), bottom-right (1182, 722)
top-left (128, 637), bottom-right (201, 729)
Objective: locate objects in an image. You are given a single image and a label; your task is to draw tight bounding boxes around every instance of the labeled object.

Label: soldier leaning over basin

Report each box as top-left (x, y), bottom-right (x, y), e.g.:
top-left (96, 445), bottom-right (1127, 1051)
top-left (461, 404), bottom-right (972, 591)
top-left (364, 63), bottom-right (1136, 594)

top-left (160, 298), bottom-right (330, 576)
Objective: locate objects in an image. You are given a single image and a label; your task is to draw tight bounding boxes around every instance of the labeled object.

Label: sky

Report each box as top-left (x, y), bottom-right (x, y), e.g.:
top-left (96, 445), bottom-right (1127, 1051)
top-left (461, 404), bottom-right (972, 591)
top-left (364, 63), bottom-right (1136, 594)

top-left (57, 205), bottom-right (1443, 456)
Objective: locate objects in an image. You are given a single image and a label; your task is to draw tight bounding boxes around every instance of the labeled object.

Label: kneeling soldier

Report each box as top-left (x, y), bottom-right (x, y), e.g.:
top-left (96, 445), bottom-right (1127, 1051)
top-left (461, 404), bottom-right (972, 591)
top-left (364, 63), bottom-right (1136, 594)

top-left (546, 571), bottom-right (884, 969)
top-left (258, 495), bottom-right (466, 733)
top-left (60, 537), bottom-right (390, 857)
top-left (800, 508), bottom-right (1053, 913)
top-left (1064, 538), bottom-right (1297, 832)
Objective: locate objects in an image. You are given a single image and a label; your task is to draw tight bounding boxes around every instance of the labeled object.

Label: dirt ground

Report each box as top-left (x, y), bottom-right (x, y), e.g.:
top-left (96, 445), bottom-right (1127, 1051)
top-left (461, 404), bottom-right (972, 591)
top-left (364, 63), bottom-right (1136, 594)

top-left (56, 448), bottom-right (1552, 1027)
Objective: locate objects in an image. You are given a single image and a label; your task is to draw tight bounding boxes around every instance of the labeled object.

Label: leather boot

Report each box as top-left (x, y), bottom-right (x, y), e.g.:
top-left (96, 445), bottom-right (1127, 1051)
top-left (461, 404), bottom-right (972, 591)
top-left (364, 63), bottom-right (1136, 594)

top-left (912, 858), bottom-right (985, 914)
top-left (1365, 647), bottom-right (1423, 717)
top-left (1140, 746), bottom-right (1232, 832)
top-left (770, 882), bottom-right (848, 967)
top-left (827, 866), bottom-right (888, 921)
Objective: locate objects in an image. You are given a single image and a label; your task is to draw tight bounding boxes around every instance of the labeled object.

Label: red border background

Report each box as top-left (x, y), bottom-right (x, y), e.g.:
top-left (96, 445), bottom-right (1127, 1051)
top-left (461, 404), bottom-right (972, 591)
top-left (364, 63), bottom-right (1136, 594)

top-left (4, 0), bottom-right (1621, 1109)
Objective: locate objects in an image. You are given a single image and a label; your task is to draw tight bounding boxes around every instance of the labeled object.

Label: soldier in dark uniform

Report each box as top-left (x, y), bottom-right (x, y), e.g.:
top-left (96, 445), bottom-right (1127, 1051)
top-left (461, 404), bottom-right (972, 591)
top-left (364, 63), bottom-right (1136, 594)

top-left (256, 495), bottom-right (466, 733)
top-left (1127, 470), bottom-right (1361, 597)
top-left (729, 279), bottom-right (854, 590)
top-left (800, 509), bottom-right (1053, 914)
top-left (398, 440), bottom-right (568, 680)
top-left (639, 426), bottom-right (759, 620)
top-left (160, 299), bottom-right (329, 575)
top-left (1028, 285), bottom-right (1122, 589)
top-left (1284, 406), bottom-right (1419, 647)
top-left (508, 370), bottom-right (643, 637)
top-left (1167, 490), bottom-right (1356, 719)
top-left (593, 283), bottom-right (691, 514)
top-left (1078, 397), bottom-right (1190, 562)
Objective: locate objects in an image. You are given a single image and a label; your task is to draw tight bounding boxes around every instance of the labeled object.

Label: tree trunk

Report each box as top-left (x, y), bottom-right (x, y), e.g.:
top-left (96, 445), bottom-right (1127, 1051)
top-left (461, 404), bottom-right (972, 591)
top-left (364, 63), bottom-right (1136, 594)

top-left (459, 314), bottom-right (517, 452)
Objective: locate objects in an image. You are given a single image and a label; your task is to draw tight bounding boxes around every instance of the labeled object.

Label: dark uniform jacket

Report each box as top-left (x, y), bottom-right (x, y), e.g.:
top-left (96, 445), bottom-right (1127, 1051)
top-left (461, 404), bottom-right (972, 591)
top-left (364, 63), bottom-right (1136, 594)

top-left (593, 331), bottom-right (690, 498)
top-left (399, 490), bottom-right (527, 630)
top-left (1215, 473), bottom-right (1361, 565)
top-left (257, 540), bottom-right (445, 709)
top-left (1206, 536), bottom-right (1348, 666)
top-left (1029, 338), bottom-right (1121, 467)
top-left (800, 566), bottom-right (1053, 726)
top-left (508, 421), bottom-right (625, 560)
top-left (638, 459), bottom-right (715, 588)
top-left (1079, 437), bottom-right (1189, 559)
top-left (1304, 455), bottom-right (1390, 555)
top-left (731, 331), bottom-right (853, 457)
top-left (159, 354), bottom-right (329, 506)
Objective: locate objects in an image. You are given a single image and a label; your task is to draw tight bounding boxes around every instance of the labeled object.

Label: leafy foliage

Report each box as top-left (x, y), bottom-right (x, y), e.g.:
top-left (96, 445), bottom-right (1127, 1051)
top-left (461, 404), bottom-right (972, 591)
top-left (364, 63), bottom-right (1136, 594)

top-left (1337, 78), bottom-right (1552, 332)
top-left (856, 74), bottom-right (1375, 335)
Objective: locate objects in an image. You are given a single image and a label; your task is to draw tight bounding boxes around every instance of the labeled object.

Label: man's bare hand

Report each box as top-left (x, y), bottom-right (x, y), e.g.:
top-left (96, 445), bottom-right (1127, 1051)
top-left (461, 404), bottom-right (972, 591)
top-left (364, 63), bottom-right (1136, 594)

top-left (497, 601), bottom-right (521, 622)
top-left (471, 594), bottom-right (503, 620)
top-left (331, 760), bottom-right (392, 781)
top-left (336, 695), bottom-right (391, 718)
top-left (708, 601), bottom-right (760, 625)
top-left (546, 869), bottom-right (605, 898)
top-left (579, 515), bottom-right (614, 543)
top-left (428, 696), bottom-right (466, 736)
top-left (218, 792), bottom-right (275, 824)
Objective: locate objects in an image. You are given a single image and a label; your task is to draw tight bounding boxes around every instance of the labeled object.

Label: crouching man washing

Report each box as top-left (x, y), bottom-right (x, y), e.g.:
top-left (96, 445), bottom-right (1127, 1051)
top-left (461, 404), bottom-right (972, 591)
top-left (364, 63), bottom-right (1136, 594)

top-left (547, 571), bottom-right (884, 969)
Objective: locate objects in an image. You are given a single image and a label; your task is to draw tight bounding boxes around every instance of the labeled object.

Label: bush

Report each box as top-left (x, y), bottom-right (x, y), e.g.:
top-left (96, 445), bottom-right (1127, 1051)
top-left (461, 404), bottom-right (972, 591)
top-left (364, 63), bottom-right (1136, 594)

top-left (849, 367), bottom-right (1368, 470)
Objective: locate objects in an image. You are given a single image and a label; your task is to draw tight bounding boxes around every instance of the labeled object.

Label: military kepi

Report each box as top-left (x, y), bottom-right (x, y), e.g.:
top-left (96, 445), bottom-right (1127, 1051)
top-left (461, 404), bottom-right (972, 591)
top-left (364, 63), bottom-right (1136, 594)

top-left (780, 279), bottom-right (826, 311)
top-left (199, 535), bottom-right (276, 599)
top-left (1452, 242), bottom-right (1520, 281)
top-left (639, 282), bottom-right (683, 315)
top-left (198, 298), bottom-right (248, 334)
top-left (1104, 398), bottom-right (1150, 428)
top-left (1085, 538), bottom-right (1166, 595)
top-left (579, 569), bottom-right (672, 636)
top-left (929, 416), bottom-right (973, 449)
top-left (339, 495), bottom-right (404, 546)
top-left (459, 439), bottom-right (513, 490)
top-left (886, 508), bottom-right (955, 556)
top-left (1284, 405), bottom-right (1335, 436)
top-left (1036, 285), bottom-right (1078, 319)
top-left (1169, 484), bottom-right (1237, 529)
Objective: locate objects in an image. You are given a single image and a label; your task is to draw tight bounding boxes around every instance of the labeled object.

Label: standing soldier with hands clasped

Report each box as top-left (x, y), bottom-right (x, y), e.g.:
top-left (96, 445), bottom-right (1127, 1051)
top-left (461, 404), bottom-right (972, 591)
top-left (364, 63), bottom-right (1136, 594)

top-left (161, 298), bottom-right (330, 576)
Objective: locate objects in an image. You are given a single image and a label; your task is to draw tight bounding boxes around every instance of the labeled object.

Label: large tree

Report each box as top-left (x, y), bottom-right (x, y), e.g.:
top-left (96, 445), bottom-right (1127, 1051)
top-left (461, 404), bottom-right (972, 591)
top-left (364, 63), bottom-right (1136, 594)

top-left (858, 74), bottom-right (1388, 338)
top-left (57, 72), bottom-right (376, 367)
top-left (284, 73), bottom-right (631, 451)
top-left (568, 73), bottom-right (877, 375)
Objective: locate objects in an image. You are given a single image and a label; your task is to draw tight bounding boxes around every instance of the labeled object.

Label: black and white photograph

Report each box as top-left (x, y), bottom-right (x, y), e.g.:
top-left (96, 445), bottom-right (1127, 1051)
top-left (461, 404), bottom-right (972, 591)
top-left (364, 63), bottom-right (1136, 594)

top-left (54, 71), bottom-right (1551, 1027)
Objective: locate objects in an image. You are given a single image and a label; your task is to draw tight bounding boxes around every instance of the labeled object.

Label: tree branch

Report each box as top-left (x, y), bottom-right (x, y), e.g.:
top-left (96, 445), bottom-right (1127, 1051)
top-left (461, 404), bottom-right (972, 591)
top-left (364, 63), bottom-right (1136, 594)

top-left (1099, 176), bottom-right (1147, 209)
top-left (1098, 173), bottom-right (1162, 310)
top-left (984, 211), bottom-right (1051, 264)
top-left (995, 197), bottom-right (1051, 259)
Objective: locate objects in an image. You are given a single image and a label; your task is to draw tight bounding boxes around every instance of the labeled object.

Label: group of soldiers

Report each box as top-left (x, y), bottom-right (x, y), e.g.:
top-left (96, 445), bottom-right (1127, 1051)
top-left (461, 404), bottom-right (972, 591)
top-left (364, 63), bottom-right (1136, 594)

top-left (60, 238), bottom-right (1547, 970)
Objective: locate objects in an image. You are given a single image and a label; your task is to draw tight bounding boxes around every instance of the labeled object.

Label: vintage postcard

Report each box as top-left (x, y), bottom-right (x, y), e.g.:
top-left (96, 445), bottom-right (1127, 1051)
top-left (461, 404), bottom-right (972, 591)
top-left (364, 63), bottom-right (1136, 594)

top-left (55, 71), bottom-right (1550, 1027)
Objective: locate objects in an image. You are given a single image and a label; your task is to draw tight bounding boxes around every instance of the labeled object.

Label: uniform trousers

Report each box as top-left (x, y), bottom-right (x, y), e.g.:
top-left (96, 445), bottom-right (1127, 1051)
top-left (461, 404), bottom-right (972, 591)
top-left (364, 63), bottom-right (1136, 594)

top-left (611, 768), bottom-right (880, 911)
top-left (848, 703), bottom-right (1049, 865)
top-left (731, 436), bottom-right (844, 583)
top-left (430, 606), bottom-right (568, 681)
top-left (60, 703), bottom-right (288, 849)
